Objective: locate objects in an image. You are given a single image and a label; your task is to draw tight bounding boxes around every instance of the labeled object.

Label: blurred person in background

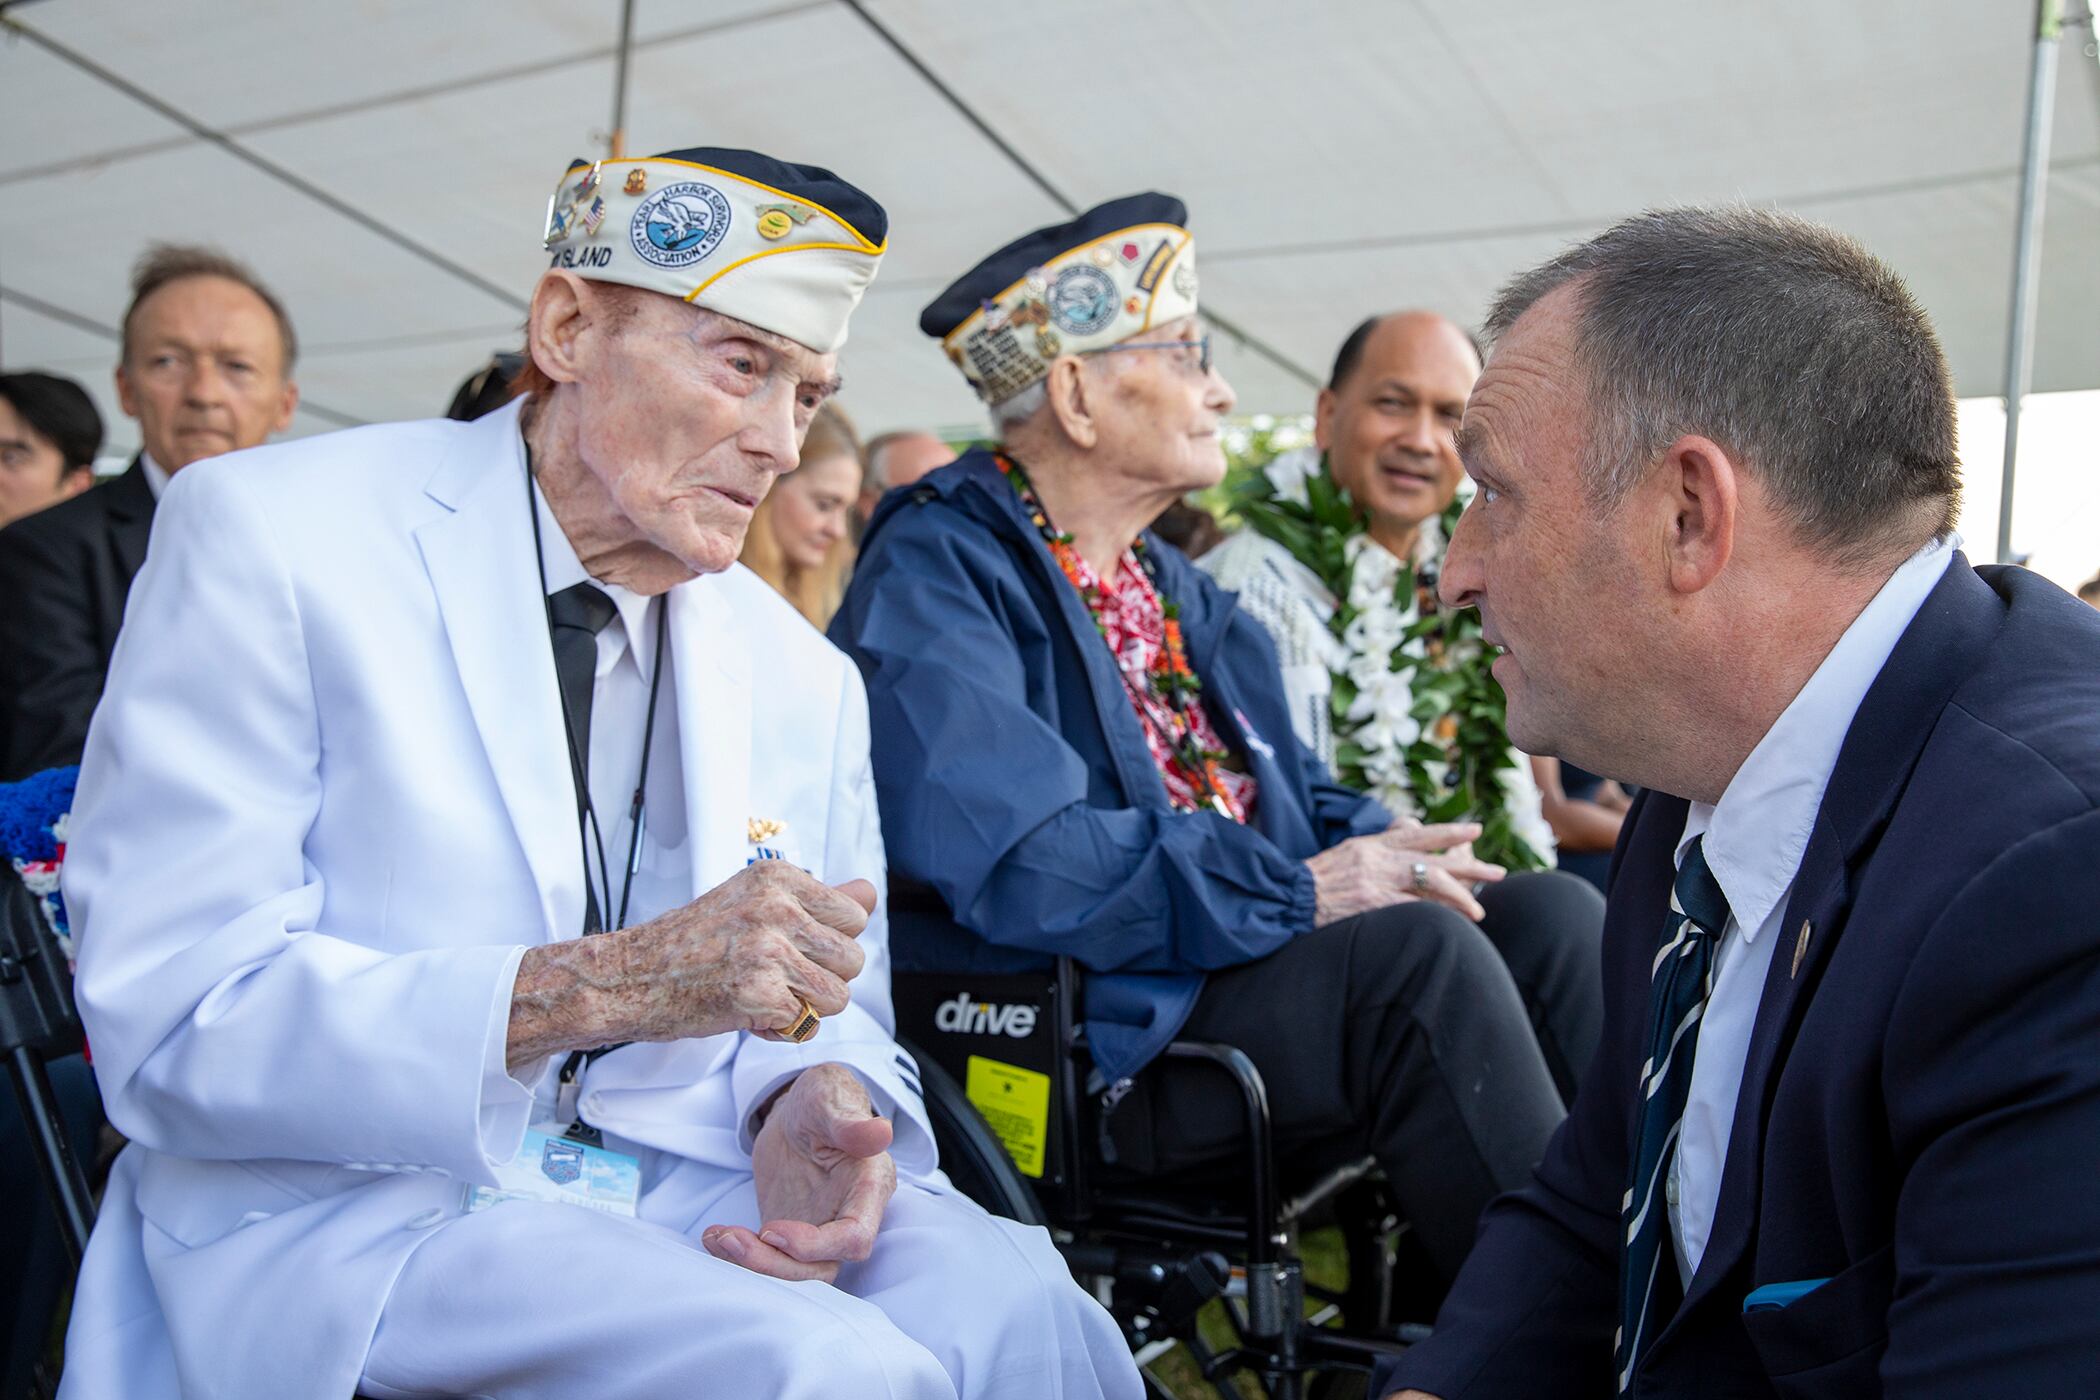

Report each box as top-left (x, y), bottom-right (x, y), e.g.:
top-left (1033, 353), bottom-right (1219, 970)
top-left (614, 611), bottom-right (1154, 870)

top-left (0, 371), bottom-right (101, 530)
top-left (445, 351), bottom-right (527, 422)
top-left (742, 400), bottom-right (862, 627)
top-left (1148, 498), bottom-right (1225, 557)
top-left (1531, 756), bottom-right (1632, 892)
top-left (856, 429), bottom-right (955, 525)
top-left (0, 245), bottom-right (298, 779)
top-left (2078, 570), bottom-right (2099, 609)
top-left (1201, 311), bottom-right (1556, 873)
top-left (0, 374), bottom-right (104, 1400)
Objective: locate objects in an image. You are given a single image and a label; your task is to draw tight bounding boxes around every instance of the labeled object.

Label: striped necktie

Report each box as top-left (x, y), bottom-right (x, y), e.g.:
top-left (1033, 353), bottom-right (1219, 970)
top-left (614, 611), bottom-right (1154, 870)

top-left (1616, 834), bottom-right (1731, 1393)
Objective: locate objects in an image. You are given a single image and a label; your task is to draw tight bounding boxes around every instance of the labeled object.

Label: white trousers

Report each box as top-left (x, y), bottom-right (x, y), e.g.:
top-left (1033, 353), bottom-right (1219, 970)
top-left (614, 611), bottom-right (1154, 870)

top-left (357, 1161), bottom-right (1140, 1400)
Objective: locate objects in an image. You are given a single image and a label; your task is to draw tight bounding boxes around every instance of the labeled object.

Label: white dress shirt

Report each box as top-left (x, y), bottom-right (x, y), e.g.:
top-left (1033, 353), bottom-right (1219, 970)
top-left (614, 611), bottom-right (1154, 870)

top-left (140, 451), bottom-right (170, 500)
top-left (1666, 530), bottom-right (1957, 1280)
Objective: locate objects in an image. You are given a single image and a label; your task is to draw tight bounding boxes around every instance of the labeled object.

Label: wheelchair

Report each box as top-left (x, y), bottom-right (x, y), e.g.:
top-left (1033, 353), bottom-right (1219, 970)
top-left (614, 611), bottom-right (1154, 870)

top-left (896, 956), bottom-right (1428, 1399)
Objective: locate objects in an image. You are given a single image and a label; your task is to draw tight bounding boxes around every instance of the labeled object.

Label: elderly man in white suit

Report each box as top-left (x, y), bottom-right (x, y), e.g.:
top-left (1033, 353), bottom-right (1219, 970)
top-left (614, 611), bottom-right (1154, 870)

top-left (57, 145), bottom-right (1139, 1400)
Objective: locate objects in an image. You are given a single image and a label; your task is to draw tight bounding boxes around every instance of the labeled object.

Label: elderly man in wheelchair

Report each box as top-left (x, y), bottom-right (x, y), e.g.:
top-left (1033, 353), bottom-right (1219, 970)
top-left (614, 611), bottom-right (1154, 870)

top-left (830, 195), bottom-right (1606, 1394)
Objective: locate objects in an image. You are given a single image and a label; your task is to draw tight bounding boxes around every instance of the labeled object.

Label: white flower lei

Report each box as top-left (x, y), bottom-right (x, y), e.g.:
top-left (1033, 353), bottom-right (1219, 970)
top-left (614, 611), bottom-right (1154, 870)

top-left (1338, 532), bottom-right (1435, 818)
top-left (1227, 446), bottom-right (1548, 869)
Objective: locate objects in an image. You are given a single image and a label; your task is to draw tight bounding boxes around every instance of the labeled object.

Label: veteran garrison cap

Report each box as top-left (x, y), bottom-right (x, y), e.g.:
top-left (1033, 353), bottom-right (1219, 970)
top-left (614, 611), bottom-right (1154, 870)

top-left (921, 192), bottom-right (1199, 406)
top-left (542, 145), bottom-right (886, 353)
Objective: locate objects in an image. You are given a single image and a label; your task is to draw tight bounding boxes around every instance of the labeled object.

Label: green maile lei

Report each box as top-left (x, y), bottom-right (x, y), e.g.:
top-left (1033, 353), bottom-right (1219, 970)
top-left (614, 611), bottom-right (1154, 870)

top-left (1223, 449), bottom-right (1545, 870)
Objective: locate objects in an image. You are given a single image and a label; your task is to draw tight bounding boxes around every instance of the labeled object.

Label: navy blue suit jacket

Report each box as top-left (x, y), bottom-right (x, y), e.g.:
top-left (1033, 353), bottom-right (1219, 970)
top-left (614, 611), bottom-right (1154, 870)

top-left (1379, 558), bottom-right (2100, 1399)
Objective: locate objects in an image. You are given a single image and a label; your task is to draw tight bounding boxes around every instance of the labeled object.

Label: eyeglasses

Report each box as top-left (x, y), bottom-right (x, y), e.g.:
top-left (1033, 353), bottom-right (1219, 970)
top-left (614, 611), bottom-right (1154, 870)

top-left (1078, 334), bottom-right (1214, 375)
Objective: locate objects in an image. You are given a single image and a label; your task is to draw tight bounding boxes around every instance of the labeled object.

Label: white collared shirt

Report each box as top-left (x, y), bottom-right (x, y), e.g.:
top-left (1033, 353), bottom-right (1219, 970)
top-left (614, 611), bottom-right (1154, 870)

top-left (140, 451), bottom-right (171, 500)
top-left (1666, 531), bottom-right (1957, 1280)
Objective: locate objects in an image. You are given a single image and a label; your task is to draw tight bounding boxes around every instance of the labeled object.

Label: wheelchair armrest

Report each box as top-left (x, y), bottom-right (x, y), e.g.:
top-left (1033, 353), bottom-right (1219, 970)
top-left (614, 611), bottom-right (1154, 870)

top-left (1157, 1039), bottom-right (1280, 1265)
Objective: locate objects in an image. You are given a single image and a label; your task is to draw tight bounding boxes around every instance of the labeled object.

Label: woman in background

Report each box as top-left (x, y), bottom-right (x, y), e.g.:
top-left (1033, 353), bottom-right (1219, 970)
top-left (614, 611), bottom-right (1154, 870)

top-left (741, 400), bottom-right (861, 627)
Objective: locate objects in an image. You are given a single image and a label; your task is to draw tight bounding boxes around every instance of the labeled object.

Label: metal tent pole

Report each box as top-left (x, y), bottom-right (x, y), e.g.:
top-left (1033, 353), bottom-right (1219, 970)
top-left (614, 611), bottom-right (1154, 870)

top-left (609, 0), bottom-right (636, 159)
top-left (1996, 0), bottom-right (2063, 564)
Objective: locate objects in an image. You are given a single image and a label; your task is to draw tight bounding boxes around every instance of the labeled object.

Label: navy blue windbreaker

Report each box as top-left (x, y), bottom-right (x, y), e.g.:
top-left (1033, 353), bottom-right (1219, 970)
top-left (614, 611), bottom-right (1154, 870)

top-left (829, 449), bottom-right (1389, 1086)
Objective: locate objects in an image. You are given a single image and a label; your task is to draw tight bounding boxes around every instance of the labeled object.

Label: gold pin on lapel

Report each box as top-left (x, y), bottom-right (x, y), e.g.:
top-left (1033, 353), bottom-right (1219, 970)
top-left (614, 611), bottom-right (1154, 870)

top-left (747, 817), bottom-right (786, 844)
top-left (1791, 920), bottom-right (1812, 978)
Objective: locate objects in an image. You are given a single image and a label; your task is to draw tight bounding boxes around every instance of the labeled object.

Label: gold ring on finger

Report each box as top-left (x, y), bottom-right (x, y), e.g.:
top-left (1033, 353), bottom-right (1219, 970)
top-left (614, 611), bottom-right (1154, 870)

top-left (782, 998), bottom-right (821, 1043)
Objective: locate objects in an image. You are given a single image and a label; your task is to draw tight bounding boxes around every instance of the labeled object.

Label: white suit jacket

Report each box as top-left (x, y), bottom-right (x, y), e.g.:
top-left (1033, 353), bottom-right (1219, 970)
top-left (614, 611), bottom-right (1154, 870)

top-left (58, 400), bottom-right (934, 1399)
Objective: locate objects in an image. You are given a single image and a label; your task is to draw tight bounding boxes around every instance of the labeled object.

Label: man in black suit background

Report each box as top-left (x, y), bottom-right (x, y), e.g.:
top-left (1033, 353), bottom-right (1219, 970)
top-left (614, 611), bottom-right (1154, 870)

top-left (0, 371), bottom-right (102, 531)
top-left (0, 245), bottom-right (298, 778)
top-left (1378, 207), bottom-right (2100, 1398)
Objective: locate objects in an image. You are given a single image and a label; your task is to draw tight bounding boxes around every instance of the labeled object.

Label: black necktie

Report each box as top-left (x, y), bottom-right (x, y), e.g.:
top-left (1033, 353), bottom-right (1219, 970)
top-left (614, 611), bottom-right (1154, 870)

top-left (548, 581), bottom-right (617, 932)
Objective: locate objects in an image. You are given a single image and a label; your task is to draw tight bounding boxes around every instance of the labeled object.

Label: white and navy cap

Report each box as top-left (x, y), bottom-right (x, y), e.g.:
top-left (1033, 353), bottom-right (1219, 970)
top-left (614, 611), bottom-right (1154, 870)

top-left (921, 192), bottom-right (1198, 405)
top-left (542, 145), bottom-right (886, 354)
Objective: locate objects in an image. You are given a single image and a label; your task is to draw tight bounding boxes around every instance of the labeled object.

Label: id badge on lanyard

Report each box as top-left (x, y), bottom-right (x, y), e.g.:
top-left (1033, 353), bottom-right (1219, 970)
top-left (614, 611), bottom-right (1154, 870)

top-left (464, 1127), bottom-right (642, 1218)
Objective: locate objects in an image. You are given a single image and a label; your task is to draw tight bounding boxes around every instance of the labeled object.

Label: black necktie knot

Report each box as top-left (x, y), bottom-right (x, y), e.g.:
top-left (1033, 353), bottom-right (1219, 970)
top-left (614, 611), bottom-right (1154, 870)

top-left (550, 581), bottom-right (617, 637)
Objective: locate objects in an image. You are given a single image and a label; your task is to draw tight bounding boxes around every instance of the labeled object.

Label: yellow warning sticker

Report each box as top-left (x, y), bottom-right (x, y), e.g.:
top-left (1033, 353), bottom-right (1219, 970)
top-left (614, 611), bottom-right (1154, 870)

top-left (964, 1055), bottom-right (1050, 1179)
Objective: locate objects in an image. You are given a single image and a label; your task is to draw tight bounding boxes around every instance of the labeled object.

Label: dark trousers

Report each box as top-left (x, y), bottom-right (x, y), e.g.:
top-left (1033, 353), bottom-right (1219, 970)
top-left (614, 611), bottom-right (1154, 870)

top-left (1106, 871), bottom-right (1605, 1285)
top-left (2, 1054), bottom-right (102, 1400)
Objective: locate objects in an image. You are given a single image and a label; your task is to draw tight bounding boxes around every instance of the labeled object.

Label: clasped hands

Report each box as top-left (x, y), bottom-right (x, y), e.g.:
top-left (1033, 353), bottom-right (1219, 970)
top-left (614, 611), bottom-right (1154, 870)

top-left (1306, 819), bottom-right (1506, 925)
top-left (506, 861), bottom-right (899, 1283)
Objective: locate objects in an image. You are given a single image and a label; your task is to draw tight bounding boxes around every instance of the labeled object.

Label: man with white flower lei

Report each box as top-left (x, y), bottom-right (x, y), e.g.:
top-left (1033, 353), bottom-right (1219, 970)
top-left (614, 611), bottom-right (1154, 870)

top-left (1203, 312), bottom-right (1561, 869)
top-left (1201, 312), bottom-right (1611, 1110)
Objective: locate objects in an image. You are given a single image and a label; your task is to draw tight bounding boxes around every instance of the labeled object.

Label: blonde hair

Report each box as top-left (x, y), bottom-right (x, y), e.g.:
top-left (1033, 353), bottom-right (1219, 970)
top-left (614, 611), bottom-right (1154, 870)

top-left (742, 400), bottom-right (861, 627)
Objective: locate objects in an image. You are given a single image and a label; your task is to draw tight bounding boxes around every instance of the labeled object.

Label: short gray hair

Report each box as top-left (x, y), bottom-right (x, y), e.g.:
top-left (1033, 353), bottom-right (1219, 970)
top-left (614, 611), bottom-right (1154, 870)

top-left (1484, 205), bottom-right (1958, 563)
top-left (987, 379), bottom-right (1049, 441)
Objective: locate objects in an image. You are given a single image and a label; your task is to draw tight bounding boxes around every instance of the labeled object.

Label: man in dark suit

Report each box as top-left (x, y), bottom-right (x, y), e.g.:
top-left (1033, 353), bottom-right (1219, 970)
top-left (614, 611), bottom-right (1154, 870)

top-left (1379, 207), bottom-right (2100, 1399)
top-left (0, 245), bottom-right (297, 779)
top-left (0, 371), bottom-right (102, 531)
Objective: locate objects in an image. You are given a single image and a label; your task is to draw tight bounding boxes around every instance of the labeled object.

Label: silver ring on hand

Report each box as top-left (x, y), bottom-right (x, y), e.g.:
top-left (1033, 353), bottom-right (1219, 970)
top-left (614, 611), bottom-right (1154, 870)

top-left (1411, 861), bottom-right (1430, 893)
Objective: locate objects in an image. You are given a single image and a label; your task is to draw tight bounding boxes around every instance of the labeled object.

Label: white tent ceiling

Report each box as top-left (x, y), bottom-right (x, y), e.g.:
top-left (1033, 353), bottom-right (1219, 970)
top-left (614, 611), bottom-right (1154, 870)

top-left (2, 0), bottom-right (2096, 454)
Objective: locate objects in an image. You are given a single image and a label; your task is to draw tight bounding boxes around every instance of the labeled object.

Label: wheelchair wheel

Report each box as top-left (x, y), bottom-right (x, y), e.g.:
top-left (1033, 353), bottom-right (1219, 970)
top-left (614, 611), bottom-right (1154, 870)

top-left (896, 1035), bottom-right (1047, 1228)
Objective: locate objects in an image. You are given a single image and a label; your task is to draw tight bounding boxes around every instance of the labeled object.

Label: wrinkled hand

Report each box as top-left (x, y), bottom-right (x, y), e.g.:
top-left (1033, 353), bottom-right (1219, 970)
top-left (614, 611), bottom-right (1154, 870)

top-left (505, 866), bottom-right (877, 1073)
top-left (703, 1063), bottom-right (896, 1283)
top-left (609, 865), bottom-right (877, 1045)
top-left (1306, 821), bottom-right (1505, 925)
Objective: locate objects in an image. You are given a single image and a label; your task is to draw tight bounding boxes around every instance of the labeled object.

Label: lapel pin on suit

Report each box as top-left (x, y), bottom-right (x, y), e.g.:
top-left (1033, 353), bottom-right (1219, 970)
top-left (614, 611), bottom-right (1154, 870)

top-left (747, 817), bottom-right (790, 864)
top-left (1792, 920), bottom-right (1812, 978)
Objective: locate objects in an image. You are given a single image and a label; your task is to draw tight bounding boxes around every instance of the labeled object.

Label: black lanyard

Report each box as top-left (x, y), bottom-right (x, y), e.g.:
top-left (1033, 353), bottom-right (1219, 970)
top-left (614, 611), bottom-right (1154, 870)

top-left (524, 451), bottom-right (668, 1141)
